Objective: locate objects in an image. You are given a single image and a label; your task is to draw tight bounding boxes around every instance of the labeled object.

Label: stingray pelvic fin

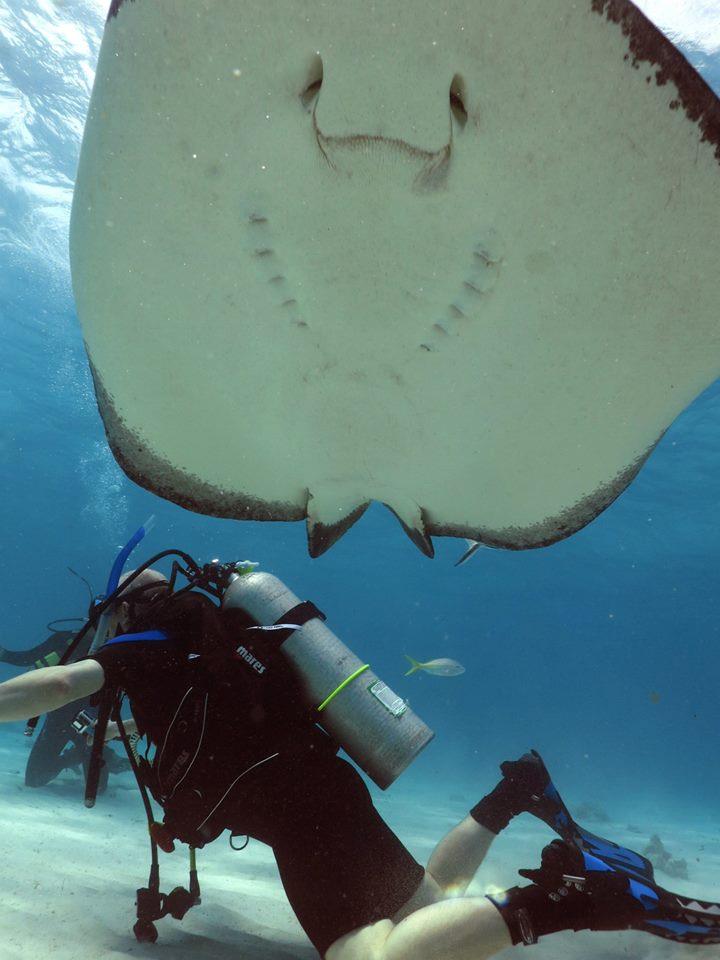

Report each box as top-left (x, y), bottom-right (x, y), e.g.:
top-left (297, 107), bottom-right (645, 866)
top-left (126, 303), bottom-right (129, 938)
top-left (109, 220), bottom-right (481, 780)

top-left (305, 488), bottom-right (370, 557)
top-left (383, 500), bottom-right (434, 558)
top-left (454, 539), bottom-right (487, 567)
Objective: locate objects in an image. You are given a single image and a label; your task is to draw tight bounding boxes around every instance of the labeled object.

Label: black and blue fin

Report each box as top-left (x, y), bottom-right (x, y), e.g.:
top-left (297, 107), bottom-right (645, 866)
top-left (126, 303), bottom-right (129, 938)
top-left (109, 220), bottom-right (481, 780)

top-left (520, 840), bottom-right (720, 946)
top-left (640, 889), bottom-right (720, 945)
top-left (527, 754), bottom-right (720, 943)
top-left (640, 916), bottom-right (720, 945)
top-left (573, 826), bottom-right (655, 885)
top-left (0, 628), bottom-right (78, 669)
top-left (525, 752), bottom-right (655, 883)
top-left (580, 849), bottom-right (720, 945)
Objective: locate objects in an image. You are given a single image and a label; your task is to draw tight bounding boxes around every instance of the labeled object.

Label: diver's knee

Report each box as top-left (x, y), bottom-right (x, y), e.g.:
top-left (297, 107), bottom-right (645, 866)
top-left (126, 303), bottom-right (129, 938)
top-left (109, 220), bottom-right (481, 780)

top-left (325, 918), bottom-right (394, 960)
top-left (326, 872), bottom-right (442, 958)
top-left (393, 873), bottom-right (443, 921)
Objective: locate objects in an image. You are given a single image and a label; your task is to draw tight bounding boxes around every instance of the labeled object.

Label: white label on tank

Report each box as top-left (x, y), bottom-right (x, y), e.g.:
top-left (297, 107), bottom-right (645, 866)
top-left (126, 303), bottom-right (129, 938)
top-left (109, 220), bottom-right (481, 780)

top-left (369, 681), bottom-right (407, 717)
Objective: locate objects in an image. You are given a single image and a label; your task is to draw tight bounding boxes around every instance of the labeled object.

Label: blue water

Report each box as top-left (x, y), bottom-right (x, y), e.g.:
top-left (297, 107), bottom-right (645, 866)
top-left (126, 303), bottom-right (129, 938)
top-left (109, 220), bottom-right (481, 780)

top-left (1, 2), bottom-right (719, 955)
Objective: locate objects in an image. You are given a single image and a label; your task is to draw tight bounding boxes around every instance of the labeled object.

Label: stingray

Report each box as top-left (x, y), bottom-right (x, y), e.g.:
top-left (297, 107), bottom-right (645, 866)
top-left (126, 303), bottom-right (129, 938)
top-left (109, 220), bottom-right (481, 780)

top-left (70, 0), bottom-right (720, 557)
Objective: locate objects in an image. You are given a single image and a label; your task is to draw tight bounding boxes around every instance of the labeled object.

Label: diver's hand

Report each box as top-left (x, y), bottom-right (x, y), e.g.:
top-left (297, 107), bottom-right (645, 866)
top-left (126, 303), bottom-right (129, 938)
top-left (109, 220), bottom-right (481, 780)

top-left (104, 721), bottom-right (121, 743)
top-left (87, 718), bottom-right (138, 745)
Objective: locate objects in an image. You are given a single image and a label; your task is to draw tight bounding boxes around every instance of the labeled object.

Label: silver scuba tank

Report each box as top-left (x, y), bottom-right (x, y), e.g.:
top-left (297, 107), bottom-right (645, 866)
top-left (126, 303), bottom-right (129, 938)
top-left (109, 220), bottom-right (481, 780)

top-left (222, 571), bottom-right (434, 789)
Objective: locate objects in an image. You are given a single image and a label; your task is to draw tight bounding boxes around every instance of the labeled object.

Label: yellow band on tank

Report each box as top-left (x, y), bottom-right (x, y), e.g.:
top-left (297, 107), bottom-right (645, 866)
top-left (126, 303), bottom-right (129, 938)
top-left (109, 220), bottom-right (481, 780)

top-left (316, 664), bottom-right (371, 713)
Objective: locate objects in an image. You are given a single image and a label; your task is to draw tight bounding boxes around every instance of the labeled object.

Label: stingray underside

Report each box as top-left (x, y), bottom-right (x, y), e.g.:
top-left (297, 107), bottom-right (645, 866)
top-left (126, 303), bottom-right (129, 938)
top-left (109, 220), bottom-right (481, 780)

top-left (70, 0), bottom-right (720, 555)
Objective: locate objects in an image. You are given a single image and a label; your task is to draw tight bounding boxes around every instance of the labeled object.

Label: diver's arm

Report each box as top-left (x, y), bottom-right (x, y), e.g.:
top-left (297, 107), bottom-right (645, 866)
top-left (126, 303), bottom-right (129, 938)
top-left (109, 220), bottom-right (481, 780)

top-left (0, 660), bottom-right (105, 722)
top-left (100, 717), bottom-right (138, 743)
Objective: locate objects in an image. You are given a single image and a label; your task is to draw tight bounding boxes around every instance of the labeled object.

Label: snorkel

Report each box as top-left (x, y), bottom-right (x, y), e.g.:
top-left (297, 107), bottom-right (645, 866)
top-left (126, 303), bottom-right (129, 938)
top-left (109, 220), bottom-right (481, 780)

top-left (24, 522), bottom-right (204, 738)
top-left (88, 515), bottom-right (156, 654)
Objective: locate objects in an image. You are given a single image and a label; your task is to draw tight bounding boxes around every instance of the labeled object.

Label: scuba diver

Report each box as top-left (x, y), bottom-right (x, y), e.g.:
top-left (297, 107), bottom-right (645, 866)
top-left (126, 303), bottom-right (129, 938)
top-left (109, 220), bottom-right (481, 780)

top-left (1, 620), bottom-right (128, 789)
top-left (0, 529), bottom-right (717, 958)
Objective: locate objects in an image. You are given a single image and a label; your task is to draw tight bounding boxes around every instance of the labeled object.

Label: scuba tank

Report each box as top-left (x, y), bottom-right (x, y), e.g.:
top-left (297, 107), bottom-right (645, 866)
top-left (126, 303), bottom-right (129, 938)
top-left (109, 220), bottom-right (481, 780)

top-left (223, 570), bottom-right (434, 790)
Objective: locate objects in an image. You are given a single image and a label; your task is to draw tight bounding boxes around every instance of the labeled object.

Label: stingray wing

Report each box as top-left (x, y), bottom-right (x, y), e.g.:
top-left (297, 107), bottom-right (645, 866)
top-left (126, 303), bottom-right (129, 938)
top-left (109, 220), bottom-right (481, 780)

top-left (70, 0), bottom-right (720, 555)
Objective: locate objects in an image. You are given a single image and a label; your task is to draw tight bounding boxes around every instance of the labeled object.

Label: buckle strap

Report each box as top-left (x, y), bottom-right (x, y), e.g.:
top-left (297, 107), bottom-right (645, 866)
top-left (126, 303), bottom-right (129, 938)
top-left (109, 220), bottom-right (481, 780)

top-left (517, 908), bottom-right (538, 945)
top-left (246, 601), bottom-right (326, 649)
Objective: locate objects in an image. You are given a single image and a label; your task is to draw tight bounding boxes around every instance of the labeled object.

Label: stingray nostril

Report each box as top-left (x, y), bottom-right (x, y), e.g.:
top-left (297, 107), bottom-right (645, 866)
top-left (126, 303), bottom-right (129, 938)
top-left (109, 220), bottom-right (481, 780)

top-left (449, 74), bottom-right (468, 128)
top-left (300, 53), bottom-right (324, 112)
top-left (301, 77), bottom-right (322, 111)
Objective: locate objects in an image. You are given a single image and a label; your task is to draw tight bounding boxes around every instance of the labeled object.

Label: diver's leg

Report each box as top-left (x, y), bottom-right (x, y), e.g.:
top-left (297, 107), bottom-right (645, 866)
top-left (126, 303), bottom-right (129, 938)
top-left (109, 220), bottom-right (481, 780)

top-left (372, 861), bottom-right (604, 960)
top-left (425, 817), bottom-right (495, 894)
top-left (329, 871), bottom-right (618, 960)
top-left (328, 835), bottom-right (720, 960)
top-left (24, 703), bottom-right (80, 787)
top-left (387, 896), bottom-right (513, 960)
top-left (423, 751), bottom-right (551, 896)
top-left (322, 748), bottom-right (556, 931)
top-left (326, 898), bottom-right (511, 960)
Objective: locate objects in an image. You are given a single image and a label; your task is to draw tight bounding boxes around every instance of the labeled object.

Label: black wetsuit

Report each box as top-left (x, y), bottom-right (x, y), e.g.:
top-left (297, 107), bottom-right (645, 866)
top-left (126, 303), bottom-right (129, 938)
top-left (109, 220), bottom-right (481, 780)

top-left (88, 592), bottom-right (423, 956)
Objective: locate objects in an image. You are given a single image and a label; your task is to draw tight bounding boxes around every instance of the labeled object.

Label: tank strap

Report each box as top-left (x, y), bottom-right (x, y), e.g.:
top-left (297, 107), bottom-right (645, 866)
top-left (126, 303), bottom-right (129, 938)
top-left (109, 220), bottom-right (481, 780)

top-left (277, 600), bottom-right (326, 627)
top-left (246, 601), bottom-right (326, 649)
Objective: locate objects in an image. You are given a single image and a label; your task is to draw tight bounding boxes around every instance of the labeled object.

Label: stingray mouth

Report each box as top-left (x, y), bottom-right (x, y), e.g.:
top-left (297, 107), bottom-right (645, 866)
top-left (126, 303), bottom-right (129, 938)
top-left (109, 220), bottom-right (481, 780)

top-left (302, 58), bottom-right (467, 192)
top-left (313, 124), bottom-right (452, 191)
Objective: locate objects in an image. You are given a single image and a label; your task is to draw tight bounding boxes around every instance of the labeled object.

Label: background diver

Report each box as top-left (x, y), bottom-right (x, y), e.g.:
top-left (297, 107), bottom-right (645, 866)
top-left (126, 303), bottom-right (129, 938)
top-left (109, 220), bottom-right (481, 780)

top-left (0, 552), bottom-right (718, 959)
top-left (0, 617), bottom-right (128, 790)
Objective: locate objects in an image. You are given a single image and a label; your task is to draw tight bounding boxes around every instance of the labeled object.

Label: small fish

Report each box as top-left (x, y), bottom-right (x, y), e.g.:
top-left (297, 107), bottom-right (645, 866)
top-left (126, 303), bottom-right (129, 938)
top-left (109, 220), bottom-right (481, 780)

top-left (404, 655), bottom-right (466, 677)
top-left (454, 539), bottom-right (488, 567)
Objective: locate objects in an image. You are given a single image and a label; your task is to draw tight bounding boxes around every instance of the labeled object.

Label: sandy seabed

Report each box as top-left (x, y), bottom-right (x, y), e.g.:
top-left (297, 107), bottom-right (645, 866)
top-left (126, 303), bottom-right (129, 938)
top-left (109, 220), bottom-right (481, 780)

top-left (0, 740), bottom-right (717, 960)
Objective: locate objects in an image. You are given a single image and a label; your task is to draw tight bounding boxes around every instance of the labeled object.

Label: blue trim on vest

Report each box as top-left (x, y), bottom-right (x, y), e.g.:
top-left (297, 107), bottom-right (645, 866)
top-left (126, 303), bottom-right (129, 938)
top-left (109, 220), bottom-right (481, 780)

top-left (103, 629), bottom-right (170, 647)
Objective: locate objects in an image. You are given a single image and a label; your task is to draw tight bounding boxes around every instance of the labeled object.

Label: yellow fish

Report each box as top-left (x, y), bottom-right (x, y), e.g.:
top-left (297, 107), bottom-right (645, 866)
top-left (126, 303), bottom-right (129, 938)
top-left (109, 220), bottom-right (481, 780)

top-left (404, 655), bottom-right (465, 677)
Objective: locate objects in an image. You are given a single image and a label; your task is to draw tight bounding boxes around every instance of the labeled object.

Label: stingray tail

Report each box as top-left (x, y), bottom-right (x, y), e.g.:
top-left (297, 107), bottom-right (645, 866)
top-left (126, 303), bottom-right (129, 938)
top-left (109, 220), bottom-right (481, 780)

top-left (404, 655), bottom-right (423, 676)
